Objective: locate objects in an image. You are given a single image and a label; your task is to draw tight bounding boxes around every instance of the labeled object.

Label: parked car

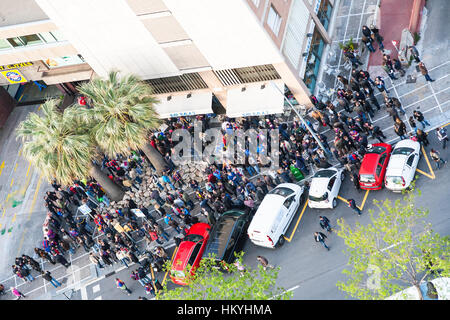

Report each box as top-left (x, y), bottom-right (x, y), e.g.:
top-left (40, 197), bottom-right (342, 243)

top-left (385, 139), bottom-right (421, 192)
top-left (169, 222), bottom-right (211, 285)
top-left (308, 167), bottom-right (345, 209)
top-left (247, 183), bottom-right (306, 248)
top-left (386, 277), bottom-right (450, 300)
top-left (203, 209), bottom-right (251, 265)
top-left (359, 143), bottom-right (393, 190)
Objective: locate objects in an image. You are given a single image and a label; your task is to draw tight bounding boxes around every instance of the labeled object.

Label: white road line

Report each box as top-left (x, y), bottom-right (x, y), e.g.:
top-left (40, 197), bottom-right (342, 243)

top-left (93, 284), bottom-right (100, 293)
top-left (81, 285), bottom-right (88, 300)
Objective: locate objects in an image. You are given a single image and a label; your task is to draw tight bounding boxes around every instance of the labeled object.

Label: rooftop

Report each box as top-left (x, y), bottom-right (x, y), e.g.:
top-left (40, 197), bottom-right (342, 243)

top-left (0, 0), bottom-right (49, 28)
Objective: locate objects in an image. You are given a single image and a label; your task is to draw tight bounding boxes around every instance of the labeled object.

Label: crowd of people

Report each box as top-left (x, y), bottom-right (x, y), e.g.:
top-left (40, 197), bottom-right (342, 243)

top-left (3, 23), bottom-right (445, 300)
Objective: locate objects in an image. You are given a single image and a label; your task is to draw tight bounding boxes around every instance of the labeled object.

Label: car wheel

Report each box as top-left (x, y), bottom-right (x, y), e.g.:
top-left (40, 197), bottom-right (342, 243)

top-left (340, 172), bottom-right (345, 181)
top-left (277, 235), bottom-right (285, 247)
top-left (332, 198), bottom-right (337, 208)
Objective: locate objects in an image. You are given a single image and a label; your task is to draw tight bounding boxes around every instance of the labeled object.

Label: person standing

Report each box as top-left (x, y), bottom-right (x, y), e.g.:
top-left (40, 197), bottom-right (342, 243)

top-left (416, 129), bottom-right (430, 146)
top-left (256, 256), bottom-right (274, 270)
top-left (393, 59), bottom-right (405, 77)
top-left (370, 25), bottom-right (384, 50)
top-left (115, 278), bottom-right (132, 295)
top-left (41, 271), bottom-right (62, 288)
top-left (394, 118), bottom-right (408, 140)
top-left (89, 252), bottom-right (104, 269)
top-left (418, 62), bottom-right (434, 82)
top-left (429, 149), bottom-right (447, 170)
top-left (319, 216), bottom-right (332, 233)
top-left (314, 232), bottom-right (330, 251)
top-left (436, 126), bottom-right (449, 149)
top-left (375, 76), bottom-right (389, 98)
top-left (348, 198), bottom-right (362, 215)
top-left (413, 110), bottom-right (431, 127)
top-left (408, 45), bottom-right (420, 63)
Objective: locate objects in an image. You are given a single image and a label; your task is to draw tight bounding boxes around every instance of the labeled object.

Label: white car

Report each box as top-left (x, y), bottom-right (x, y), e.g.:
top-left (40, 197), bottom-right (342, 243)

top-left (308, 167), bottom-right (345, 209)
top-left (247, 183), bottom-right (306, 248)
top-left (384, 139), bottom-right (421, 192)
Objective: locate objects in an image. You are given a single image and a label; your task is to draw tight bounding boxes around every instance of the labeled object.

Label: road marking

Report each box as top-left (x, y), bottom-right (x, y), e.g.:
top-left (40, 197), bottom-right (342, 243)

top-left (14, 163), bottom-right (18, 172)
top-left (25, 161), bottom-right (31, 177)
top-left (11, 212), bottom-right (16, 223)
top-left (28, 174), bottom-right (43, 220)
top-left (93, 284), bottom-right (100, 293)
top-left (16, 228), bottom-right (27, 255)
top-left (415, 145), bottom-right (436, 179)
top-left (1, 208), bottom-right (5, 219)
top-left (359, 190), bottom-right (370, 211)
top-left (10, 177), bottom-right (14, 187)
top-left (284, 199), bottom-right (309, 242)
top-left (0, 161), bottom-right (4, 176)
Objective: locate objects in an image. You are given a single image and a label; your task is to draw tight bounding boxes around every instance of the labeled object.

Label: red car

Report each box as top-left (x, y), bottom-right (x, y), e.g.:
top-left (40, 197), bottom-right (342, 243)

top-left (358, 143), bottom-right (393, 190)
top-left (169, 222), bottom-right (211, 285)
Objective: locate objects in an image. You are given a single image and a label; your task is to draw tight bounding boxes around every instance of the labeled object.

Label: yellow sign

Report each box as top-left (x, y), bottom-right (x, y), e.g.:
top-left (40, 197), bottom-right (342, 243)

top-left (0, 62), bottom-right (33, 71)
top-left (0, 69), bottom-right (27, 84)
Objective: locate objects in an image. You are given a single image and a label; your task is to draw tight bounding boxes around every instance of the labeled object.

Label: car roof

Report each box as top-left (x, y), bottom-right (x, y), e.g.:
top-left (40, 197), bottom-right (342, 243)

top-left (186, 222), bottom-right (211, 237)
top-left (309, 177), bottom-right (331, 197)
top-left (203, 210), bottom-right (246, 260)
top-left (359, 153), bottom-right (380, 175)
top-left (172, 241), bottom-right (197, 271)
top-left (386, 140), bottom-right (420, 176)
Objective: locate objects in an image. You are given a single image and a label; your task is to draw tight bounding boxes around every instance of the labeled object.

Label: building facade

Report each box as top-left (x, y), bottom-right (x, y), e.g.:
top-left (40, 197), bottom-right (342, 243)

top-left (0, 0), bottom-right (336, 118)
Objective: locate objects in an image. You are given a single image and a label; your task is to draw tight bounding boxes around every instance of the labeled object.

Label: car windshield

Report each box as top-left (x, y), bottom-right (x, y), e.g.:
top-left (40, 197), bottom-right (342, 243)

top-left (386, 176), bottom-right (403, 185)
top-left (360, 174), bottom-right (376, 183)
top-left (268, 187), bottom-right (294, 197)
top-left (367, 146), bottom-right (386, 154)
top-left (308, 193), bottom-right (327, 202)
top-left (393, 147), bottom-right (414, 156)
top-left (313, 170), bottom-right (336, 178)
top-left (184, 234), bottom-right (204, 243)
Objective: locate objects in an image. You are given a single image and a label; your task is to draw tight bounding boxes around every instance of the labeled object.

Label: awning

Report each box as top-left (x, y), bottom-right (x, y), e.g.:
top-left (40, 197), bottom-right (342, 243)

top-left (154, 91), bottom-right (213, 119)
top-left (225, 80), bottom-right (285, 118)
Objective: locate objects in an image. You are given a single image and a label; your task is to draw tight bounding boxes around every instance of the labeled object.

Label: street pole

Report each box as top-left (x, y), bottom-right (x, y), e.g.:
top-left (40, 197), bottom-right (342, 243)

top-left (270, 81), bottom-right (331, 157)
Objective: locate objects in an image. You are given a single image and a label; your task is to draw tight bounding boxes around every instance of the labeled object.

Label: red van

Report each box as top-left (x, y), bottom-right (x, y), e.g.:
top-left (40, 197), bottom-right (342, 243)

top-left (358, 143), bottom-right (393, 190)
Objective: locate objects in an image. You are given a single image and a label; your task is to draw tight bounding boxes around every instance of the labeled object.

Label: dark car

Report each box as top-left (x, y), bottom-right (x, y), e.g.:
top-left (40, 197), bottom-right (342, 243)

top-left (203, 210), bottom-right (251, 265)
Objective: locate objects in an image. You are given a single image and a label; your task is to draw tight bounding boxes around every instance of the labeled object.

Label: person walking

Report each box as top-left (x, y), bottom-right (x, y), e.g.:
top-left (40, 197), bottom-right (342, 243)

top-left (115, 278), bottom-right (132, 295)
top-left (436, 126), bottom-right (449, 149)
top-left (11, 287), bottom-right (26, 300)
top-left (430, 149), bottom-right (447, 170)
top-left (348, 198), bottom-right (362, 215)
top-left (319, 216), bottom-right (332, 233)
top-left (314, 232), bottom-right (330, 251)
top-left (41, 271), bottom-right (62, 288)
top-left (418, 62), bottom-right (434, 82)
top-left (256, 256), bottom-right (274, 270)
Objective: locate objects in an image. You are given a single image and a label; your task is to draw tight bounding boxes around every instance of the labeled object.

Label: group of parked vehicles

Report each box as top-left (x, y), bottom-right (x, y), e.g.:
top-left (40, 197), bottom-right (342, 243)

top-left (169, 139), bottom-right (423, 285)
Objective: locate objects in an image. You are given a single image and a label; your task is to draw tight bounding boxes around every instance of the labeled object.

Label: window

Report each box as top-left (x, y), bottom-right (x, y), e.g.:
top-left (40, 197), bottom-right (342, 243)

top-left (269, 187), bottom-right (294, 197)
top-left (283, 196), bottom-right (294, 209)
top-left (378, 154), bottom-right (387, 166)
top-left (0, 39), bottom-right (10, 50)
top-left (406, 154), bottom-right (415, 167)
top-left (327, 176), bottom-right (336, 191)
top-left (267, 5), bottom-right (282, 36)
top-left (39, 32), bottom-right (58, 43)
top-left (188, 242), bottom-right (203, 266)
top-left (304, 27), bottom-right (325, 93)
top-left (317, 0), bottom-right (333, 31)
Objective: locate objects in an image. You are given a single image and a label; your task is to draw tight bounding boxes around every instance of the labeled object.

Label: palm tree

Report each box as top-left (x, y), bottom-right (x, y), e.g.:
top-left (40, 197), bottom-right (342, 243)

top-left (16, 99), bottom-right (125, 201)
top-left (77, 70), bottom-right (169, 174)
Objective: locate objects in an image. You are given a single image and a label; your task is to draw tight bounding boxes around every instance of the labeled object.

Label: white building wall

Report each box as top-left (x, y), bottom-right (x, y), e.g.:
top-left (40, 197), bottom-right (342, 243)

top-left (35, 0), bottom-right (180, 79)
top-left (162, 0), bottom-right (285, 70)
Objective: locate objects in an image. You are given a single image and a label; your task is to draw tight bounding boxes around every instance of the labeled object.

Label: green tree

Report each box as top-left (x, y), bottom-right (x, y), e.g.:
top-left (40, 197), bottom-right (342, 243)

top-left (336, 186), bottom-right (450, 300)
top-left (156, 252), bottom-right (292, 300)
top-left (16, 98), bottom-right (125, 201)
top-left (77, 70), bottom-right (169, 174)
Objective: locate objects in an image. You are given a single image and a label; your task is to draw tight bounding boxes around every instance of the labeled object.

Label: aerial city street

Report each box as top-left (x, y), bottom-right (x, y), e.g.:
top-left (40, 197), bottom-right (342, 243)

top-left (0, 0), bottom-right (448, 302)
